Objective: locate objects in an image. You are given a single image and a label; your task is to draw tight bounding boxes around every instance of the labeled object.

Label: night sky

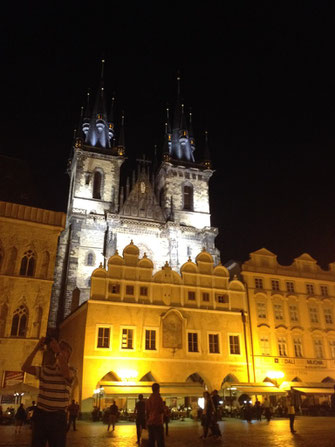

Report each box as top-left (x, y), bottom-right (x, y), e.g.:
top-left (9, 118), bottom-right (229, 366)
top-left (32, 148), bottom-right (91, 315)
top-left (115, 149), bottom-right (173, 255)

top-left (1, 2), bottom-right (335, 268)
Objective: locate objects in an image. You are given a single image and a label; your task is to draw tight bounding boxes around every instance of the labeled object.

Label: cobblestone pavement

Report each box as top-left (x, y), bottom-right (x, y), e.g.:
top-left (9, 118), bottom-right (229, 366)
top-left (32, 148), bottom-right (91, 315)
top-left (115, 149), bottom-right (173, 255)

top-left (1, 417), bottom-right (335, 447)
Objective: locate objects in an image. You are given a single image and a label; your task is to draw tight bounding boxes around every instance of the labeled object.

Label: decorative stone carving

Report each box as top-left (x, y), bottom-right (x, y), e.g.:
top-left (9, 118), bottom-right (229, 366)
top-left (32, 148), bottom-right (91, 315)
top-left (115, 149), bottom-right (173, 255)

top-left (162, 311), bottom-right (183, 349)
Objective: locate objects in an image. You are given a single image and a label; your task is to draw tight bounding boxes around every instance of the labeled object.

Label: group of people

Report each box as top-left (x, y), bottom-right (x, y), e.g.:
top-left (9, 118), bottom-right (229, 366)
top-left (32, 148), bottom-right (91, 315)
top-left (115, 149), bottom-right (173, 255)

top-left (200, 390), bottom-right (222, 440)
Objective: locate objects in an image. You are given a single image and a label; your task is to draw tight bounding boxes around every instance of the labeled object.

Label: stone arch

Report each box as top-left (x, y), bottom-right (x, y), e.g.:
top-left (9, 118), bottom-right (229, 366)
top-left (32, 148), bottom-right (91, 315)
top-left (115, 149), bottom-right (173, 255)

top-left (182, 181), bottom-right (193, 211)
top-left (19, 249), bottom-right (36, 277)
top-left (99, 371), bottom-right (120, 383)
top-left (10, 304), bottom-right (29, 337)
top-left (222, 374), bottom-right (239, 385)
top-left (93, 169), bottom-right (104, 200)
top-left (292, 377), bottom-right (302, 382)
top-left (186, 373), bottom-right (205, 386)
top-left (321, 376), bottom-right (335, 383)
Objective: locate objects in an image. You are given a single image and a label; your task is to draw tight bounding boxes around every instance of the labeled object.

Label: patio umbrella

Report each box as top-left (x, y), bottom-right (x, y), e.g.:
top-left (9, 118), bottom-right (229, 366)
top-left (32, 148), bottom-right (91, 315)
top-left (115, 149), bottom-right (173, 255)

top-left (0, 382), bottom-right (39, 395)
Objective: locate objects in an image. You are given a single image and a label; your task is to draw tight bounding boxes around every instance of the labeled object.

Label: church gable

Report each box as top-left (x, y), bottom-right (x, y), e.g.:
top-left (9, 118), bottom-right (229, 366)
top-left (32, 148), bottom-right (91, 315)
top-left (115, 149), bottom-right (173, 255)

top-left (120, 171), bottom-right (165, 222)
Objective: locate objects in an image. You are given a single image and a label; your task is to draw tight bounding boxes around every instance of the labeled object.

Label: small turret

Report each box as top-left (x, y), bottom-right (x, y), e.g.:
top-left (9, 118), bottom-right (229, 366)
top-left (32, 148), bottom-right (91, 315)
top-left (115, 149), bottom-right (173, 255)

top-left (203, 131), bottom-right (211, 169)
top-left (117, 112), bottom-right (126, 156)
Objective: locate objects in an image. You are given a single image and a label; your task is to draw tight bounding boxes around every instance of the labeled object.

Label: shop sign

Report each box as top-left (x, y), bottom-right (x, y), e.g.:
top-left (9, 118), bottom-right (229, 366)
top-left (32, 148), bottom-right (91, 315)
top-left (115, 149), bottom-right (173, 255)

top-left (2, 370), bottom-right (24, 388)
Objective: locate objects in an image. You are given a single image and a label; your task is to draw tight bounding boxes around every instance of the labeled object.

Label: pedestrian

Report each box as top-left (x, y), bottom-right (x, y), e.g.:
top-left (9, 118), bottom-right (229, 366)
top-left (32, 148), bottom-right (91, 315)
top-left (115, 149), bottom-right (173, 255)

top-left (255, 399), bottom-right (262, 421)
top-left (134, 394), bottom-right (146, 444)
top-left (21, 336), bottom-right (75, 447)
top-left (287, 399), bottom-right (296, 434)
top-left (145, 382), bottom-right (165, 447)
top-left (200, 391), bottom-right (214, 439)
top-left (163, 402), bottom-right (170, 436)
top-left (263, 397), bottom-right (271, 422)
top-left (14, 403), bottom-right (26, 434)
top-left (210, 390), bottom-right (222, 439)
top-left (107, 400), bottom-right (118, 432)
top-left (26, 401), bottom-right (37, 430)
top-left (67, 399), bottom-right (79, 431)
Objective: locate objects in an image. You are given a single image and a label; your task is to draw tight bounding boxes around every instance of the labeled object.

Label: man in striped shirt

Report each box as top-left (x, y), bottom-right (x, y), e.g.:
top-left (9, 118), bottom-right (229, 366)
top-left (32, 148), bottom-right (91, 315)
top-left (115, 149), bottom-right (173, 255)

top-left (22, 337), bottom-right (75, 447)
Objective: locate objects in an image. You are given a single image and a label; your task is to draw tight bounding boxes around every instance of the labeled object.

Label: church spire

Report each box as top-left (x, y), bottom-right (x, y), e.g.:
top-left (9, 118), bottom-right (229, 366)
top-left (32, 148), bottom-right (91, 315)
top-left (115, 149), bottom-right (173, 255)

top-left (117, 111), bottom-right (126, 156)
top-left (203, 130), bottom-right (211, 169)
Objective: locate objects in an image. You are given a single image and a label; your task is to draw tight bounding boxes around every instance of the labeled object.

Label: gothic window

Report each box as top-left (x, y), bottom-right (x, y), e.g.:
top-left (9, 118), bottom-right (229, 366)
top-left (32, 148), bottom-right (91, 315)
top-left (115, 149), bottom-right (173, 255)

top-left (93, 171), bottom-right (102, 199)
top-left (11, 305), bottom-right (28, 337)
top-left (19, 250), bottom-right (35, 277)
top-left (0, 303), bottom-right (8, 337)
top-left (6, 247), bottom-right (17, 275)
top-left (87, 252), bottom-right (94, 266)
top-left (40, 251), bottom-right (50, 279)
top-left (183, 184), bottom-right (193, 211)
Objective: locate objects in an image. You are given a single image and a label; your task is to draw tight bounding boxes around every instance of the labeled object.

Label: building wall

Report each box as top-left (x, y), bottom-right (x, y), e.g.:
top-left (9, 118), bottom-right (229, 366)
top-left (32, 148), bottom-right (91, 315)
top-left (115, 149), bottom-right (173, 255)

top-left (242, 248), bottom-right (335, 385)
top-left (59, 242), bottom-right (249, 413)
top-left (0, 201), bottom-right (65, 396)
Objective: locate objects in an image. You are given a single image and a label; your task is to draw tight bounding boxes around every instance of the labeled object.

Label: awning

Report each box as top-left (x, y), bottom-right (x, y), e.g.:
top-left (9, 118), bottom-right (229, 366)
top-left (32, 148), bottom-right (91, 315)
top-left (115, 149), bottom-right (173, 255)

top-left (223, 382), bottom-right (285, 395)
top-left (100, 382), bottom-right (204, 397)
top-left (293, 387), bottom-right (335, 395)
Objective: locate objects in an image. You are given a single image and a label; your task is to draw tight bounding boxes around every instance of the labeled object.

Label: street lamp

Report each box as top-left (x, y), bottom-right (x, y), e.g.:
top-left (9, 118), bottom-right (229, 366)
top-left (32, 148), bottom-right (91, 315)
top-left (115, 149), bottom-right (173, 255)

top-left (14, 392), bottom-right (24, 405)
top-left (93, 387), bottom-right (104, 411)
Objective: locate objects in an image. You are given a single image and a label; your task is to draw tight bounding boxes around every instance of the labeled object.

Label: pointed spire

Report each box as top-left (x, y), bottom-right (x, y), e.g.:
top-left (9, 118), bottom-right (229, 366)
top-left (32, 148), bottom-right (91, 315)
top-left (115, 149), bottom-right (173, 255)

top-left (203, 130), bottom-right (211, 169)
top-left (117, 111), bottom-right (125, 155)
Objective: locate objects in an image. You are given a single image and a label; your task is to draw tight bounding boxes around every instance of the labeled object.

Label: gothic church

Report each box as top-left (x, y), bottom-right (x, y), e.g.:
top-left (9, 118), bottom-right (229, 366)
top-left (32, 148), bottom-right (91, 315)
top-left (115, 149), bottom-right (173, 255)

top-left (49, 71), bottom-right (219, 328)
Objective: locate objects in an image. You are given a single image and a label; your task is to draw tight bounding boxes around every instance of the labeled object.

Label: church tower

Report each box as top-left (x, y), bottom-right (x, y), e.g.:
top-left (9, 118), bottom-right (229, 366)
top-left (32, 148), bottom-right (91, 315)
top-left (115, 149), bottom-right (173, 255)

top-left (49, 68), bottom-right (219, 329)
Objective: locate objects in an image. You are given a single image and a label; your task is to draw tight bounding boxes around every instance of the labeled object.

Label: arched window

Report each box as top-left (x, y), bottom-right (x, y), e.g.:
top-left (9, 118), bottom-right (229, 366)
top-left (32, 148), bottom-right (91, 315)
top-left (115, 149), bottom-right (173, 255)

top-left (93, 171), bottom-right (102, 199)
top-left (183, 184), bottom-right (193, 211)
top-left (40, 251), bottom-right (50, 279)
top-left (6, 247), bottom-right (17, 275)
top-left (19, 250), bottom-right (36, 277)
top-left (11, 305), bottom-right (28, 337)
top-left (87, 252), bottom-right (94, 266)
top-left (0, 303), bottom-right (8, 337)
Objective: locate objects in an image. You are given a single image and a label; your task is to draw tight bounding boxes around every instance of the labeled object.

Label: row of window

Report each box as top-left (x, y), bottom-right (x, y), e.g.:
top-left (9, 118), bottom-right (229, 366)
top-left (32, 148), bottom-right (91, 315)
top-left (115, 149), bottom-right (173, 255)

top-left (170, 170), bottom-right (203, 181)
top-left (96, 326), bottom-right (241, 355)
top-left (108, 283), bottom-right (230, 304)
top-left (256, 301), bottom-right (334, 325)
top-left (255, 278), bottom-right (331, 297)
top-left (259, 334), bottom-right (335, 359)
top-left (0, 248), bottom-right (50, 278)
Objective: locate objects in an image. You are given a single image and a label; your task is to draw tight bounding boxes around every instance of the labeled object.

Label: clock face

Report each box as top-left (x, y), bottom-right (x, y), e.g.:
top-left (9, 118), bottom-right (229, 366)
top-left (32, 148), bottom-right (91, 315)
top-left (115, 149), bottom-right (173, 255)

top-left (140, 182), bottom-right (146, 193)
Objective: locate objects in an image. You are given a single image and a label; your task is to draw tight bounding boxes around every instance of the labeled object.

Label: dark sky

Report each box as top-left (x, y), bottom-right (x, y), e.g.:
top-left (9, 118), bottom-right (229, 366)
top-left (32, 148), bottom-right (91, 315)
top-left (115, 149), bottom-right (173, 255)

top-left (1, 2), bottom-right (335, 268)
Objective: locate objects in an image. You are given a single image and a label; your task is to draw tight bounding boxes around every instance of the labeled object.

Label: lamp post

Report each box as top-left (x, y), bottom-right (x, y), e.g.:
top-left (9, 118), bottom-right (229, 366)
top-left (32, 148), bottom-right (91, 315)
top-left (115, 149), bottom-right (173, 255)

top-left (93, 387), bottom-right (104, 411)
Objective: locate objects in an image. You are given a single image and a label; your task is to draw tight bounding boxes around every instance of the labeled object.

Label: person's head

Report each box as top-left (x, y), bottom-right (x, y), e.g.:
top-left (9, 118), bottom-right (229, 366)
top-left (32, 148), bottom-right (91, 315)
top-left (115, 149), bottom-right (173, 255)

top-left (152, 382), bottom-right (160, 393)
top-left (203, 391), bottom-right (210, 399)
top-left (59, 340), bottom-right (72, 361)
top-left (138, 394), bottom-right (143, 400)
top-left (72, 399), bottom-right (75, 404)
top-left (32, 401), bottom-right (35, 405)
top-left (212, 389), bottom-right (218, 395)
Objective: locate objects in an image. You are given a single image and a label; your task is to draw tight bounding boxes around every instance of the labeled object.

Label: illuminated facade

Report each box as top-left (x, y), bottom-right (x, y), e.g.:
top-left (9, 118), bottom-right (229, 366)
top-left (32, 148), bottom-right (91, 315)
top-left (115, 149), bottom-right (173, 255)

top-left (49, 74), bottom-right (219, 328)
top-left (59, 242), bottom-right (247, 414)
top-left (0, 201), bottom-right (65, 398)
top-left (241, 248), bottom-right (335, 402)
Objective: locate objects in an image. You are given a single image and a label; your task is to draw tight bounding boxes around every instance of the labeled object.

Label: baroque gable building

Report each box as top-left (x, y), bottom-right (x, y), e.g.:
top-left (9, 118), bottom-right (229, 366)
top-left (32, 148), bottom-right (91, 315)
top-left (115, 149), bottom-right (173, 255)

top-left (49, 72), bottom-right (219, 328)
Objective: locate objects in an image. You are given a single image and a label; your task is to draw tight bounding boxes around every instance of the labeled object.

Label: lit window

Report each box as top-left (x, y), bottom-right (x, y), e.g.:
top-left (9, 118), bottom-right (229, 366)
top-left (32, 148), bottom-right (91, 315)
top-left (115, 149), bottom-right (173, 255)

top-left (286, 281), bottom-right (295, 293)
top-left (97, 327), bottom-right (110, 348)
top-left (202, 292), bottom-right (210, 302)
top-left (10, 305), bottom-right (28, 337)
top-left (188, 291), bottom-right (196, 301)
top-left (289, 305), bottom-right (299, 322)
top-left (19, 250), bottom-right (35, 277)
top-left (209, 334), bottom-right (220, 353)
top-left (229, 335), bottom-right (240, 355)
top-left (329, 340), bottom-right (335, 359)
top-left (324, 309), bottom-right (333, 325)
top-left (309, 307), bottom-right (319, 324)
top-left (140, 287), bottom-right (148, 296)
top-left (126, 285), bottom-right (134, 296)
top-left (259, 336), bottom-right (270, 355)
top-left (293, 337), bottom-right (303, 358)
top-left (109, 283), bottom-right (120, 294)
top-left (271, 280), bottom-right (280, 291)
top-left (121, 328), bottom-right (134, 350)
top-left (145, 330), bottom-right (156, 350)
top-left (255, 278), bottom-right (263, 289)
top-left (314, 339), bottom-right (324, 359)
top-left (256, 302), bottom-right (267, 319)
top-left (188, 332), bottom-right (198, 352)
top-left (320, 285), bottom-right (328, 297)
top-left (277, 337), bottom-right (287, 357)
top-left (274, 303), bottom-right (284, 321)
top-left (306, 284), bottom-right (315, 295)
top-left (217, 294), bottom-right (229, 304)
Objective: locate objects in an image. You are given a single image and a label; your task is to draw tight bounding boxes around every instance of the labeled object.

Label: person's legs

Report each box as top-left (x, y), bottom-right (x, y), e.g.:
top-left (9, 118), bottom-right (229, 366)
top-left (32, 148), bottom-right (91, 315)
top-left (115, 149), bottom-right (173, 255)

top-left (47, 411), bottom-right (67, 447)
top-left (31, 409), bottom-right (48, 447)
top-left (72, 416), bottom-right (77, 431)
top-left (155, 425), bottom-right (165, 447)
top-left (136, 422), bottom-right (141, 443)
top-left (165, 421), bottom-right (168, 436)
top-left (289, 415), bottom-right (295, 433)
top-left (148, 425), bottom-right (155, 447)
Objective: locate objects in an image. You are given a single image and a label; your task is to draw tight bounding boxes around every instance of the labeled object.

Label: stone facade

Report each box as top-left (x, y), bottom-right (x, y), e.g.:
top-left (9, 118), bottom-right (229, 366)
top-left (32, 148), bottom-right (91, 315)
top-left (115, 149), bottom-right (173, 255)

top-left (59, 242), bottom-right (247, 414)
top-left (0, 201), bottom-right (65, 400)
top-left (241, 248), bottom-right (335, 387)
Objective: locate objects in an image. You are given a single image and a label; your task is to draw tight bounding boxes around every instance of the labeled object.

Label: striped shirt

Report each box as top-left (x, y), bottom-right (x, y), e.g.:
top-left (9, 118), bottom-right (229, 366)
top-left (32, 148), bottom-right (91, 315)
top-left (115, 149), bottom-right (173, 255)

top-left (35, 364), bottom-right (75, 412)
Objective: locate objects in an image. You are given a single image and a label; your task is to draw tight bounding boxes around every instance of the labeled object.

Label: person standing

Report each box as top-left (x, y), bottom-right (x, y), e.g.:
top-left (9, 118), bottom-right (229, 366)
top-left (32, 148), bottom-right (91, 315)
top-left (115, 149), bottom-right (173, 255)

top-left (263, 397), bottom-right (271, 422)
top-left (163, 402), bottom-right (170, 436)
top-left (134, 394), bottom-right (146, 444)
top-left (200, 391), bottom-right (214, 439)
top-left (255, 399), bottom-right (262, 421)
top-left (14, 403), bottom-right (26, 434)
top-left (67, 400), bottom-right (79, 431)
top-left (145, 383), bottom-right (165, 447)
top-left (21, 337), bottom-right (75, 447)
top-left (107, 400), bottom-right (118, 432)
top-left (287, 399), bottom-right (296, 434)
